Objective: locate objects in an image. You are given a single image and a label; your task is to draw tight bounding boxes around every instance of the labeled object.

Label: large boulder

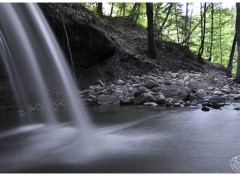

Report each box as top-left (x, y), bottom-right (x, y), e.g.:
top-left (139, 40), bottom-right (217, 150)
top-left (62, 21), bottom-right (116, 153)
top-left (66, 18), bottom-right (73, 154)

top-left (133, 93), bottom-right (155, 105)
top-left (161, 85), bottom-right (191, 101)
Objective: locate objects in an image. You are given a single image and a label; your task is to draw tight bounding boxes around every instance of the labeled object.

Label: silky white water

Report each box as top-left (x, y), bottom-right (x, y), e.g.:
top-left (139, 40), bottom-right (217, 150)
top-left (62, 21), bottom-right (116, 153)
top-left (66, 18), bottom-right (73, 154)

top-left (0, 3), bottom-right (92, 131)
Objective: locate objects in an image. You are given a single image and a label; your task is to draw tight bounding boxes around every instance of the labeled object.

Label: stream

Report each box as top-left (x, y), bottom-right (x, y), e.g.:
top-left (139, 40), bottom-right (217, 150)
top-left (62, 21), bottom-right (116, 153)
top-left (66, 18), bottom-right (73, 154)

top-left (0, 105), bottom-right (239, 173)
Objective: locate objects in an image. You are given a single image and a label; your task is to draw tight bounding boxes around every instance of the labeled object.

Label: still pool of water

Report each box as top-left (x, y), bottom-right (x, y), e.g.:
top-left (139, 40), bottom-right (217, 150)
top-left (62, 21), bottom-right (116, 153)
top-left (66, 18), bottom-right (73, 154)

top-left (0, 105), bottom-right (239, 173)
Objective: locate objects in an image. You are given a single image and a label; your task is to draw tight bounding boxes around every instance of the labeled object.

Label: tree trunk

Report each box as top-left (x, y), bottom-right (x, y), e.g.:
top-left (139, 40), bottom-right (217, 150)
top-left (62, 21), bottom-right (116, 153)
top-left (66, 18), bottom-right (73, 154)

top-left (184, 2), bottom-right (189, 46)
top-left (97, 3), bottom-right (103, 16)
top-left (209, 3), bottom-right (214, 62)
top-left (110, 3), bottom-right (114, 17)
top-left (123, 3), bottom-right (126, 16)
top-left (146, 3), bottom-right (157, 58)
top-left (129, 3), bottom-right (139, 20)
top-left (235, 3), bottom-right (240, 83)
top-left (175, 4), bottom-right (180, 43)
top-left (197, 3), bottom-right (207, 63)
top-left (160, 3), bottom-right (173, 41)
top-left (227, 33), bottom-right (237, 76)
top-left (219, 6), bottom-right (223, 65)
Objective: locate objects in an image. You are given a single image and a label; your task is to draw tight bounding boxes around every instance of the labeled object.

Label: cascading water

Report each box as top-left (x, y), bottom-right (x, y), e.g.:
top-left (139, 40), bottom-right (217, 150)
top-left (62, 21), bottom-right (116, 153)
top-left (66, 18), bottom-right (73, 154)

top-left (0, 4), bottom-right (93, 135)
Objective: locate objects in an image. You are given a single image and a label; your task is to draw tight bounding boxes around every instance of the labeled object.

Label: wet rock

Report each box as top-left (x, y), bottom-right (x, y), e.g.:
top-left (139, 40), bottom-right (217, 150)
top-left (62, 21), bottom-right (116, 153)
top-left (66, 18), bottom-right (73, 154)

top-left (133, 93), bottom-right (155, 105)
top-left (98, 95), bottom-right (119, 105)
top-left (211, 102), bottom-right (221, 109)
top-left (156, 94), bottom-right (166, 104)
top-left (184, 101), bottom-right (191, 106)
top-left (202, 101), bottom-right (211, 107)
top-left (120, 98), bottom-right (133, 106)
top-left (143, 102), bottom-right (158, 107)
top-left (165, 98), bottom-right (174, 107)
top-left (116, 79), bottom-right (124, 85)
top-left (234, 107), bottom-right (240, 110)
top-left (142, 80), bottom-right (159, 89)
top-left (173, 102), bottom-right (181, 107)
top-left (201, 106), bottom-right (210, 112)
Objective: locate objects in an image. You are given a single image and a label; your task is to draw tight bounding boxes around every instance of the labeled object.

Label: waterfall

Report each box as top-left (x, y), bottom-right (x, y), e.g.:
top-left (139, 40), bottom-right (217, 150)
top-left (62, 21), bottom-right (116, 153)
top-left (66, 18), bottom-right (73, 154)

top-left (0, 3), bottom-right (93, 135)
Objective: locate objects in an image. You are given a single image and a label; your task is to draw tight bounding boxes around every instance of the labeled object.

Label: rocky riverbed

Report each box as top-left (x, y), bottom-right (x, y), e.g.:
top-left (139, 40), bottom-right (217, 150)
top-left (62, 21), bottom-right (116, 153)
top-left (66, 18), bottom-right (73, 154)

top-left (81, 70), bottom-right (240, 111)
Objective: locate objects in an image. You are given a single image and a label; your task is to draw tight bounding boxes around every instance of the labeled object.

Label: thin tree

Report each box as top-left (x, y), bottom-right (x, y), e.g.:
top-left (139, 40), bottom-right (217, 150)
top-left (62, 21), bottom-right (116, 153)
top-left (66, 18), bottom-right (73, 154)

top-left (235, 3), bottom-right (240, 83)
top-left (109, 3), bottom-right (114, 17)
top-left (175, 3), bottom-right (180, 43)
top-left (227, 33), bottom-right (237, 76)
top-left (158, 3), bottom-right (173, 41)
top-left (96, 3), bottom-right (103, 16)
top-left (219, 5), bottom-right (223, 65)
top-left (129, 3), bottom-right (140, 21)
top-left (197, 3), bottom-right (207, 63)
top-left (146, 3), bottom-right (157, 58)
top-left (209, 3), bottom-right (214, 62)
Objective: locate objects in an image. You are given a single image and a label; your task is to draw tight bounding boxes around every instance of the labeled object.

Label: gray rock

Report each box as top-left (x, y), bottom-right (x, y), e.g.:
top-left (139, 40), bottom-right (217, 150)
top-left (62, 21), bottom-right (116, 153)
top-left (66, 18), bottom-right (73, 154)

top-left (113, 88), bottom-right (125, 99)
top-left (213, 91), bottom-right (223, 96)
top-left (133, 93), bottom-right (155, 105)
top-left (151, 87), bottom-right (162, 93)
top-left (164, 80), bottom-right (172, 85)
top-left (221, 88), bottom-right (230, 94)
top-left (116, 79), bottom-right (124, 85)
top-left (161, 85), bottom-right (191, 101)
top-left (120, 98), bottom-right (133, 106)
top-left (156, 94), bottom-right (166, 104)
top-left (207, 86), bottom-right (215, 91)
top-left (133, 87), bottom-right (148, 98)
top-left (234, 107), bottom-right (240, 110)
top-left (209, 95), bottom-right (224, 103)
top-left (234, 94), bottom-right (240, 100)
top-left (185, 80), bottom-right (197, 91)
top-left (173, 102), bottom-right (181, 107)
top-left (171, 73), bottom-right (178, 78)
top-left (184, 101), bottom-right (191, 106)
top-left (165, 98), bottom-right (174, 107)
top-left (177, 79), bottom-right (185, 86)
top-left (143, 102), bottom-right (158, 107)
top-left (98, 95), bottom-right (119, 105)
top-left (142, 80), bottom-right (159, 89)
top-left (231, 90), bottom-right (239, 94)
top-left (183, 75), bottom-right (190, 81)
top-left (195, 89), bottom-right (207, 99)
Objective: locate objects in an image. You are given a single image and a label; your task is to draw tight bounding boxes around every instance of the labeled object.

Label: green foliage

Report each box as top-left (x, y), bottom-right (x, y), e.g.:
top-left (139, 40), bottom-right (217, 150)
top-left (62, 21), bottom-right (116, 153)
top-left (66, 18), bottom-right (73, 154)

top-left (81, 2), bottom-right (237, 73)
